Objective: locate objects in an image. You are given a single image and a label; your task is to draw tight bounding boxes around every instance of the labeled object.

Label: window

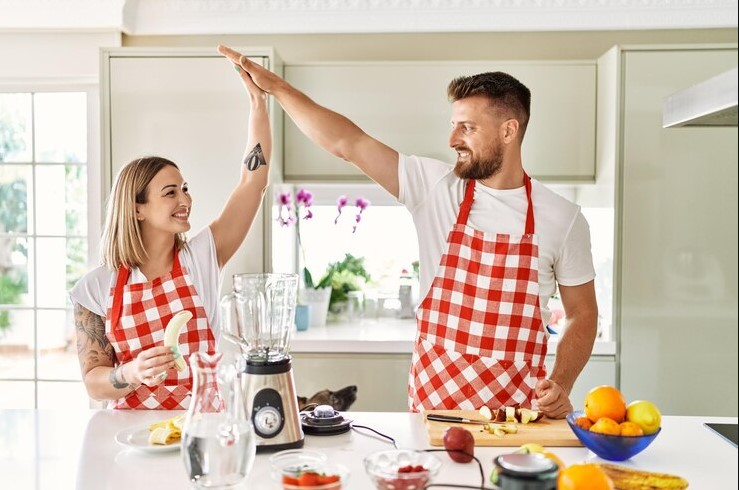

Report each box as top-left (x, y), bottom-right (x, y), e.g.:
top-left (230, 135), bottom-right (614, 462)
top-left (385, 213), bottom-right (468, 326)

top-left (272, 183), bottom-right (418, 319)
top-left (0, 90), bottom-right (92, 408)
top-left (272, 182), bottom-right (614, 338)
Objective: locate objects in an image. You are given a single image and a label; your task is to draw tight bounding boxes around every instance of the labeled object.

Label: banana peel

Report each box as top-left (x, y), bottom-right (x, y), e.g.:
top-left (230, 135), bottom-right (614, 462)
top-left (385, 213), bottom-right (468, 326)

top-left (596, 463), bottom-right (689, 490)
top-left (163, 310), bottom-right (193, 371)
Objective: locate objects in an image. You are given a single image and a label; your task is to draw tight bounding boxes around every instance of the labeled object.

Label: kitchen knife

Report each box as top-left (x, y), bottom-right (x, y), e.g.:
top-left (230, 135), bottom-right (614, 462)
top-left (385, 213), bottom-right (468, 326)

top-left (426, 414), bottom-right (489, 425)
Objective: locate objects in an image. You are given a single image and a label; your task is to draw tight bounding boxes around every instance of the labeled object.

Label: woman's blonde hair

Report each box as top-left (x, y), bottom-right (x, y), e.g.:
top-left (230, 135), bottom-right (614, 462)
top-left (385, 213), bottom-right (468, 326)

top-left (101, 156), bottom-right (186, 270)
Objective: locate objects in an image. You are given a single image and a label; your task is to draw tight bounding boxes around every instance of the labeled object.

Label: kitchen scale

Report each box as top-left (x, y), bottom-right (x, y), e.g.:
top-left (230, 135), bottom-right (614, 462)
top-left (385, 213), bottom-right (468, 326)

top-left (221, 273), bottom-right (304, 452)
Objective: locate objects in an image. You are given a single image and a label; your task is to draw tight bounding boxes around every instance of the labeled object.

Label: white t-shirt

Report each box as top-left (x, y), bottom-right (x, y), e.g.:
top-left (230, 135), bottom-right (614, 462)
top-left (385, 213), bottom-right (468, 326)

top-left (69, 227), bottom-right (223, 338)
top-left (398, 154), bottom-right (595, 326)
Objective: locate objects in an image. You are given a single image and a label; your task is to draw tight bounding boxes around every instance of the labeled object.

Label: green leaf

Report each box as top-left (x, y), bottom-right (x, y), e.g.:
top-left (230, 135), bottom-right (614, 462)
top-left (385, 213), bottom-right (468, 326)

top-left (303, 267), bottom-right (315, 289)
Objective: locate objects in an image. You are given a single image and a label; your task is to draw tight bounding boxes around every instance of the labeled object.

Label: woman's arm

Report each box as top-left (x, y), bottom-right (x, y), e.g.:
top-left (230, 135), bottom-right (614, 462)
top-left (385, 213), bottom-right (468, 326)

top-left (209, 61), bottom-right (272, 268)
top-left (74, 303), bottom-right (173, 401)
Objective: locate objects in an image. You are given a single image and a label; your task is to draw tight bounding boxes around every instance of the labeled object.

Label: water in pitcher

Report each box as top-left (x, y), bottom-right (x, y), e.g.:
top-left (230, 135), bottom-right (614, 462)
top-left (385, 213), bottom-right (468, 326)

top-left (183, 414), bottom-right (255, 489)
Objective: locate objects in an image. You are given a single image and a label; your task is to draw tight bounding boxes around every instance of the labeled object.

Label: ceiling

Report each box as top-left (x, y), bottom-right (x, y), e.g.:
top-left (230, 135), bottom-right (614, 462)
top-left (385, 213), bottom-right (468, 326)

top-left (0, 0), bottom-right (737, 35)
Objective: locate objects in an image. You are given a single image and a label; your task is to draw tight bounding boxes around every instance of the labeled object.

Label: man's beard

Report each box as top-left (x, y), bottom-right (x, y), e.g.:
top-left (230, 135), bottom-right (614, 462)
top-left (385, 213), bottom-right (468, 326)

top-left (453, 144), bottom-right (504, 180)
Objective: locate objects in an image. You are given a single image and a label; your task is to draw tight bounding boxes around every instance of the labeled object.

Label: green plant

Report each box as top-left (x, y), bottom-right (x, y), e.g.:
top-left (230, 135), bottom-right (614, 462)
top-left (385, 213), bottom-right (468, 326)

top-left (324, 253), bottom-right (371, 311)
top-left (0, 274), bottom-right (24, 333)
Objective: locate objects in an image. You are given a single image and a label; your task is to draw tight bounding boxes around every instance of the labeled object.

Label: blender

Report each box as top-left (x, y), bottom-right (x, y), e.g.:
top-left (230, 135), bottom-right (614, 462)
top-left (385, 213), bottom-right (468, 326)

top-left (221, 273), bottom-right (304, 452)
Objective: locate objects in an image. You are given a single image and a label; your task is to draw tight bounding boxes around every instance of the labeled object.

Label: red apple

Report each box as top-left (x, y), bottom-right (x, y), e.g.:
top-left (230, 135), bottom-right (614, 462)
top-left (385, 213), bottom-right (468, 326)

top-left (442, 427), bottom-right (475, 463)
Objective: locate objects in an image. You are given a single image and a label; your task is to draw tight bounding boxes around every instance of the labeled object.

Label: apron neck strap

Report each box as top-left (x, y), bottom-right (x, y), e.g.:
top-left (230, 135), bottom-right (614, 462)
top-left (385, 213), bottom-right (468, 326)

top-left (523, 173), bottom-right (534, 235)
top-left (456, 175), bottom-right (535, 234)
top-left (110, 246), bottom-right (181, 331)
top-left (456, 179), bottom-right (476, 225)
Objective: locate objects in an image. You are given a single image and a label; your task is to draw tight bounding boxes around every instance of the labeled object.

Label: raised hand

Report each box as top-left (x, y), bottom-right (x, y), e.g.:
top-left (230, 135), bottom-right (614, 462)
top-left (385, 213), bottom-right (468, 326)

top-left (217, 44), bottom-right (281, 94)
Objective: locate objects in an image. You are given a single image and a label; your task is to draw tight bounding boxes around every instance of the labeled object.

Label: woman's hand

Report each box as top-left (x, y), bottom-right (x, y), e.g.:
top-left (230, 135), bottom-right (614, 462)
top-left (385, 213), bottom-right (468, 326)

top-left (124, 346), bottom-right (175, 387)
top-left (230, 59), bottom-right (268, 105)
top-left (217, 44), bottom-right (280, 94)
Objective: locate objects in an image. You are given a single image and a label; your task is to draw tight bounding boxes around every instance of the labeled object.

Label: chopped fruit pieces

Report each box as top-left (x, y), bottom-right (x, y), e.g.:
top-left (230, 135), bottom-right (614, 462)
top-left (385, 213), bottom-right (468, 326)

top-left (282, 469), bottom-right (342, 488)
top-left (478, 405), bottom-right (493, 421)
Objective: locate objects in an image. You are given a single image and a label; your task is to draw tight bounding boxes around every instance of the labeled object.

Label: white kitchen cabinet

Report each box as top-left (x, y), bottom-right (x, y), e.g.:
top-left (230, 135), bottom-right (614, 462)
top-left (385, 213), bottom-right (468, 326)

top-left (102, 48), bottom-right (283, 284)
top-left (292, 351), bottom-right (614, 412)
top-left (291, 352), bottom-right (412, 412)
top-left (544, 356), bottom-right (616, 410)
top-left (285, 61), bottom-right (596, 182)
top-left (614, 46), bottom-right (737, 416)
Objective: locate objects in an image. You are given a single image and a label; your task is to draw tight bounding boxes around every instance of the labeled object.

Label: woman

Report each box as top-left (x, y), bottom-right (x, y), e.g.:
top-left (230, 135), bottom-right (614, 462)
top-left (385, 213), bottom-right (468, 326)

top-left (70, 51), bottom-right (269, 409)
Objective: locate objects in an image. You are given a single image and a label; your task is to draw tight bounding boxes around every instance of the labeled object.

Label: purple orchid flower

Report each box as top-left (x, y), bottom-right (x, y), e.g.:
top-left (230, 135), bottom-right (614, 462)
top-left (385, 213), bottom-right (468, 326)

top-left (296, 188), bottom-right (313, 207)
top-left (352, 198), bottom-right (370, 233)
top-left (276, 191), bottom-right (294, 227)
top-left (335, 195), bottom-right (349, 224)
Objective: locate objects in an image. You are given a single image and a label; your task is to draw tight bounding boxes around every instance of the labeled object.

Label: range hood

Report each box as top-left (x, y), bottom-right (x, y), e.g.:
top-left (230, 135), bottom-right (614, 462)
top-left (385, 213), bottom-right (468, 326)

top-left (663, 67), bottom-right (738, 128)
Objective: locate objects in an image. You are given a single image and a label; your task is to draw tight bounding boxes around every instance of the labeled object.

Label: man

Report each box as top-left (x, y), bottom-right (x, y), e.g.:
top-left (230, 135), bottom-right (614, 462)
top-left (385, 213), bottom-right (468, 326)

top-left (218, 45), bottom-right (597, 419)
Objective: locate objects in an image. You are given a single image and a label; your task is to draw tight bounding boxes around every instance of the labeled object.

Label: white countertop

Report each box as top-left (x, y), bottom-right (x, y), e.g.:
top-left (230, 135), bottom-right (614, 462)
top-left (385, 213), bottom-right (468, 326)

top-left (291, 318), bottom-right (616, 355)
top-left (1, 409), bottom-right (735, 489)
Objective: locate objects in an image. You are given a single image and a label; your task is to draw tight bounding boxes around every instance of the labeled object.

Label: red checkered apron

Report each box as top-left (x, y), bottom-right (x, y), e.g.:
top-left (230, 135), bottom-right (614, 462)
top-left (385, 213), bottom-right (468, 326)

top-left (106, 248), bottom-right (216, 410)
top-left (408, 176), bottom-right (548, 411)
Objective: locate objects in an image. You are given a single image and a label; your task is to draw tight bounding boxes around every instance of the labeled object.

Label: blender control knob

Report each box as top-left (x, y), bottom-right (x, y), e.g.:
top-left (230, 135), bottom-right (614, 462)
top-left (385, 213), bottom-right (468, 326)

top-left (254, 406), bottom-right (283, 436)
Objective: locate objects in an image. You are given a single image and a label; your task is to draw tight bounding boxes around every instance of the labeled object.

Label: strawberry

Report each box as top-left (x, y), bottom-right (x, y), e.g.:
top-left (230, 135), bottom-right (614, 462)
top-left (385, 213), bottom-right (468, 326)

top-left (317, 474), bottom-right (341, 484)
top-left (297, 471), bottom-right (321, 486)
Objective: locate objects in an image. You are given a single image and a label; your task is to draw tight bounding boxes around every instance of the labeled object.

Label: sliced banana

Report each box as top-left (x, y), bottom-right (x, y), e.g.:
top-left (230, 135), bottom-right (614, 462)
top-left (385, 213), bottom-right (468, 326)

top-left (163, 310), bottom-right (193, 371)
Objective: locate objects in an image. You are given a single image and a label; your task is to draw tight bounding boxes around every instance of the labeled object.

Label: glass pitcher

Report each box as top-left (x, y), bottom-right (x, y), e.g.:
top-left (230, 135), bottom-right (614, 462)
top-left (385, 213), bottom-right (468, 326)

top-left (182, 352), bottom-right (256, 489)
top-left (221, 273), bottom-right (298, 363)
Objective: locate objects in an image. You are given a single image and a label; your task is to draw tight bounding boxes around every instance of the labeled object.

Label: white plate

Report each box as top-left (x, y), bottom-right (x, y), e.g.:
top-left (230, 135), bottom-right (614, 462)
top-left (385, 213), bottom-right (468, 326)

top-left (114, 425), bottom-right (181, 453)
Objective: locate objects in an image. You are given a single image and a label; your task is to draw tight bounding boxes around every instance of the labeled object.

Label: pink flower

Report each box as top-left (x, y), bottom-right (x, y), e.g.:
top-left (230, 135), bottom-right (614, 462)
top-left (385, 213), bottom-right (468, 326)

top-left (276, 187), bottom-right (371, 287)
top-left (335, 195), bottom-right (348, 224)
top-left (353, 197), bottom-right (370, 233)
top-left (276, 188), bottom-right (313, 227)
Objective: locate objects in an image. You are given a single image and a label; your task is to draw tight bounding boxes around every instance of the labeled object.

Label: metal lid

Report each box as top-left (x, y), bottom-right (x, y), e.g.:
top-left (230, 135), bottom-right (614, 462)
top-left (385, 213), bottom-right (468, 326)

top-left (495, 453), bottom-right (558, 477)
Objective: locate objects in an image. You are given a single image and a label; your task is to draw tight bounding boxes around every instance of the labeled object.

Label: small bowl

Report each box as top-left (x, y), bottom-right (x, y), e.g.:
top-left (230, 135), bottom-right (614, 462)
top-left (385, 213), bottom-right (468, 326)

top-left (567, 410), bottom-right (661, 461)
top-left (270, 450), bottom-right (348, 490)
top-left (364, 449), bottom-right (442, 490)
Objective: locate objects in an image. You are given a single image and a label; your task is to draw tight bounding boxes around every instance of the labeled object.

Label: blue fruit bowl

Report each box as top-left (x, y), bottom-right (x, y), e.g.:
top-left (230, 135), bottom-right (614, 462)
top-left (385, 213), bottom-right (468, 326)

top-left (566, 410), bottom-right (661, 461)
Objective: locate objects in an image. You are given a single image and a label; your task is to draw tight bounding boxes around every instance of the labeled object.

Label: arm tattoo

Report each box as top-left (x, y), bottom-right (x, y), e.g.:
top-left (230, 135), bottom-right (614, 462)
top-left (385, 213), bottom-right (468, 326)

top-left (243, 142), bottom-right (266, 171)
top-left (109, 365), bottom-right (133, 390)
top-left (74, 303), bottom-right (115, 377)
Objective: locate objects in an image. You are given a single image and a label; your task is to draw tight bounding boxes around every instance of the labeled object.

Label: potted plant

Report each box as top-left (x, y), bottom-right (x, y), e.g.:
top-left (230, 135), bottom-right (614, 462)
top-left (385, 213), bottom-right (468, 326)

top-left (275, 188), bottom-right (371, 327)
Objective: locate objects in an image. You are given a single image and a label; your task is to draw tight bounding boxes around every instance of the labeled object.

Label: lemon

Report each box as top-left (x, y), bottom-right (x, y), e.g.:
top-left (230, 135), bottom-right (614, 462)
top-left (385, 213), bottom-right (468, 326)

top-left (626, 400), bottom-right (661, 435)
top-left (516, 443), bottom-right (545, 454)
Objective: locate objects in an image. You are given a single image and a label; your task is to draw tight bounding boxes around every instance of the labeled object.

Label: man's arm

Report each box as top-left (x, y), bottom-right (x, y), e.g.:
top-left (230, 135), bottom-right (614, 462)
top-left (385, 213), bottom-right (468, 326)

top-left (550, 280), bottom-right (598, 392)
top-left (218, 45), bottom-right (400, 198)
top-left (535, 280), bottom-right (598, 418)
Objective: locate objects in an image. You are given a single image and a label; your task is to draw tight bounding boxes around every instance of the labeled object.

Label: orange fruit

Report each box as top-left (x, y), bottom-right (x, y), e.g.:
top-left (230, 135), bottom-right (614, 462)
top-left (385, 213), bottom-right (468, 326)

top-left (590, 417), bottom-right (621, 436)
top-left (584, 385), bottom-right (627, 423)
top-left (619, 421), bottom-right (645, 436)
top-left (558, 463), bottom-right (614, 490)
top-left (574, 416), bottom-right (593, 430)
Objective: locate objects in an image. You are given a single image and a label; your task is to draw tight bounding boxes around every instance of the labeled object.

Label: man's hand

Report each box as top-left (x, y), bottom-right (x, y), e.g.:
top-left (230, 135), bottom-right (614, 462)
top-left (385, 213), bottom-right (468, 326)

top-left (535, 378), bottom-right (573, 419)
top-left (218, 45), bottom-right (281, 93)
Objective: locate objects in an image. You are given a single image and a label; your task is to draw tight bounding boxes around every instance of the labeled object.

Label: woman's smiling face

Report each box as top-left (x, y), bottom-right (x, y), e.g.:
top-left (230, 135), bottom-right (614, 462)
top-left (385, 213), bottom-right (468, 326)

top-left (136, 165), bottom-right (192, 235)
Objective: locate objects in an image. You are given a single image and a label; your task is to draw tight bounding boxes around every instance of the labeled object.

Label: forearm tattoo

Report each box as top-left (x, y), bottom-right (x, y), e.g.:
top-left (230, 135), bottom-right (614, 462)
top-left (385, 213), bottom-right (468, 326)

top-left (109, 365), bottom-right (133, 390)
top-left (74, 303), bottom-right (116, 380)
top-left (243, 142), bottom-right (266, 171)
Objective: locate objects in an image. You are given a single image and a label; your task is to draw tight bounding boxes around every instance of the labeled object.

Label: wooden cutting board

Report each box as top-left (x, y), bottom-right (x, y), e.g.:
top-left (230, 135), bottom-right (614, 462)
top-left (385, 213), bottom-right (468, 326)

top-left (425, 410), bottom-right (582, 447)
